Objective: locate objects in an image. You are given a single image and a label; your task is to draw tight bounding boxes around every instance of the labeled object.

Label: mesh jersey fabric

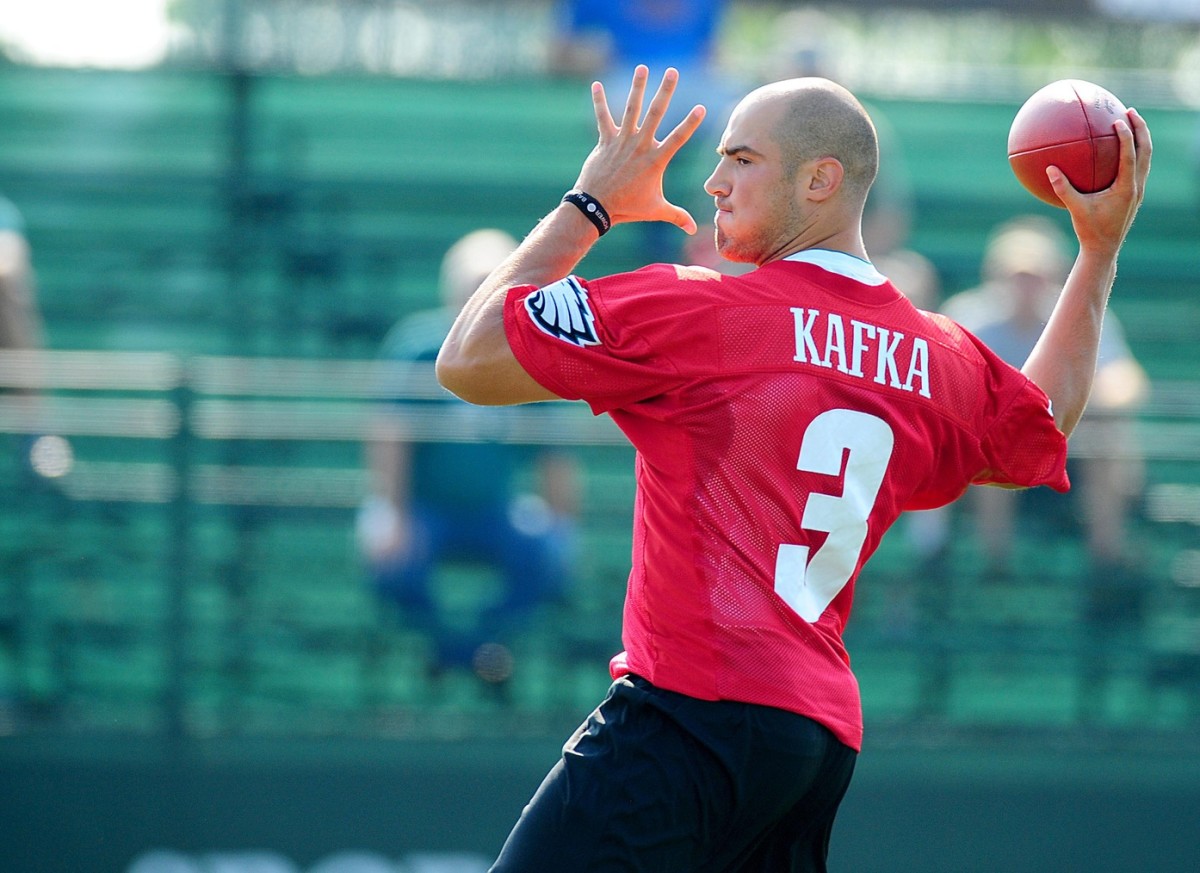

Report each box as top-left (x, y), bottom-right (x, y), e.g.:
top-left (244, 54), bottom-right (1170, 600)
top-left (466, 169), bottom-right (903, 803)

top-left (503, 250), bottom-right (1069, 750)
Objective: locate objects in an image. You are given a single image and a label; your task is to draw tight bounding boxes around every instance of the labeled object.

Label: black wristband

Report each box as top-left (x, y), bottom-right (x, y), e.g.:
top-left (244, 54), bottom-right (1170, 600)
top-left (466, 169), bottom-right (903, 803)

top-left (562, 189), bottom-right (611, 236)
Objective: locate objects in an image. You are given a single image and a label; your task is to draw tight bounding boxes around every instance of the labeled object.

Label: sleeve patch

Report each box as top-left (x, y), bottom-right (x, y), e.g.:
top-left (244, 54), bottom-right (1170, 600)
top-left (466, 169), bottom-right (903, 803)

top-left (524, 277), bottom-right (601, 348)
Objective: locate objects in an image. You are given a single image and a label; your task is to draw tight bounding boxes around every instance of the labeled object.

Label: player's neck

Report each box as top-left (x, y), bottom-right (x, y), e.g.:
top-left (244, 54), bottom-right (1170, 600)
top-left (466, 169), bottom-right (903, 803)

top-left (765, 226), bottom-right (869, 266)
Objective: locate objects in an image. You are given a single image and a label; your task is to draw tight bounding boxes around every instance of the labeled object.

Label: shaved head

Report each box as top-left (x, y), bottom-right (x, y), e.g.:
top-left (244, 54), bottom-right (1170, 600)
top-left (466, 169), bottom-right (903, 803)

top-left (707, 76), bottom-right (881, 263)
top-left (743, 78), bottom-right (879, 204)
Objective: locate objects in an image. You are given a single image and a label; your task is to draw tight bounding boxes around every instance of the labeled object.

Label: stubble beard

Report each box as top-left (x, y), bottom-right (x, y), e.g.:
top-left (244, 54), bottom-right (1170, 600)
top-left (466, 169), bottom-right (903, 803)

top-left (714, 225), bottom-right (759, 265)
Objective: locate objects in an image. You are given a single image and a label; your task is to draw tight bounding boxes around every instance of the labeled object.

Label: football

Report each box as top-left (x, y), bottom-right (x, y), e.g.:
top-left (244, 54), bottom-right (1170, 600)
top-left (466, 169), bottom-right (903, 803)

top-left (1007, 79), bottom-right (1128, 208)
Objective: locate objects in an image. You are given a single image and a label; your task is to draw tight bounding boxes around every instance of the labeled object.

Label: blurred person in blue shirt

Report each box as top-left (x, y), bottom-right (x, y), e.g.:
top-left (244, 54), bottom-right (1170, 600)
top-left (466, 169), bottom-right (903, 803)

top-left (550, 0), bottom-right (737, 263)
top-left (550, 0), bottom-right (724, 82)
top-left (357, 229), bottom-right (580, 685)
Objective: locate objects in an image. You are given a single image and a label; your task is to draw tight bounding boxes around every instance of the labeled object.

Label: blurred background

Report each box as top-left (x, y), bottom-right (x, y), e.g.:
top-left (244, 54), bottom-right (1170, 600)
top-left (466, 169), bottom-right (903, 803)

top-left (0, 1), bottom-right (1198, 871)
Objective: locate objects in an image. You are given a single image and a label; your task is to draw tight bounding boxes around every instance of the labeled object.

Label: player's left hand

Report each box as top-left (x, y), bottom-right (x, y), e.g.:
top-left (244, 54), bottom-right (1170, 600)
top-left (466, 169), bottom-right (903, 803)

top-left (573, 65), bottom-right (706, 234)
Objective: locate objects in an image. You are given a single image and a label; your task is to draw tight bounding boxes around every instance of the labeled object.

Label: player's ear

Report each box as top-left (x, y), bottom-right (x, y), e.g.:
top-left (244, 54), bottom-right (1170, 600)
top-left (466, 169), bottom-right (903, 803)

top-left (804, 157), bottom-right (845, 202)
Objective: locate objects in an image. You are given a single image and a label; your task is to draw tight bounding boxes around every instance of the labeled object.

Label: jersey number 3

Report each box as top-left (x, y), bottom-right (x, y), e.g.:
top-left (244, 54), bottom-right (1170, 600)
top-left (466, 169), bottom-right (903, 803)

top-left (774, 409), bottom-right (895, 622)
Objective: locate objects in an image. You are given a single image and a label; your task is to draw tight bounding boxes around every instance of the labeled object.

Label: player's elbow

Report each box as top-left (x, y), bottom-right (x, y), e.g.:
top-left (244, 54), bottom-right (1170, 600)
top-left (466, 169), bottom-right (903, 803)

top-left (437, 329), bottom-right (559, 406)
top-left (432, 344), bottom-right (500, 406)
top-left (435, 343), bottom-right (484, 403)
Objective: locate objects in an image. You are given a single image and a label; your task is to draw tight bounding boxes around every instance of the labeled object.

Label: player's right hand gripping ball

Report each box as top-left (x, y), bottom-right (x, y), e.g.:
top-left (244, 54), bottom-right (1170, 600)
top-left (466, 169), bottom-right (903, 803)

top-left (1007, 79), bottom-right (1127, 208)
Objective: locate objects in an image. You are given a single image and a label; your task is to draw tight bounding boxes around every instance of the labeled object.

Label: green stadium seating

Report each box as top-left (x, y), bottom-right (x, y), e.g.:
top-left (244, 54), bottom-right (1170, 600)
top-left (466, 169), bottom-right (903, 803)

top-left (1, 67), bottom-right (1197, 738)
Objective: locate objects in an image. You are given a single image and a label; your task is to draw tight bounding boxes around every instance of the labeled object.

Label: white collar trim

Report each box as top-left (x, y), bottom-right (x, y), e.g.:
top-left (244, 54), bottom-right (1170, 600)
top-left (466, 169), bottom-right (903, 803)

top-left (783, 249), bottom-right (887, 286)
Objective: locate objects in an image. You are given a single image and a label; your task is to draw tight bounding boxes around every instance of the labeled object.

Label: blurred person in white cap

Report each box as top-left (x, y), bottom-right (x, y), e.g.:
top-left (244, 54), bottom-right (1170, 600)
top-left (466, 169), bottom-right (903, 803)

top-left (358, 229), bottom-right (580, 688)
top-left (944, 217), bottom-right (1149, 569)
top-left (944, 215), bottom-right (1151, 721)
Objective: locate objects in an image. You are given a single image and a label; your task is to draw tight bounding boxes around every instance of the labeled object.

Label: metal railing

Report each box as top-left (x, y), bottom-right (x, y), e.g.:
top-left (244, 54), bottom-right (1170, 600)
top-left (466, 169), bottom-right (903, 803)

top-left (2, 349), bottom-right (1198, 737)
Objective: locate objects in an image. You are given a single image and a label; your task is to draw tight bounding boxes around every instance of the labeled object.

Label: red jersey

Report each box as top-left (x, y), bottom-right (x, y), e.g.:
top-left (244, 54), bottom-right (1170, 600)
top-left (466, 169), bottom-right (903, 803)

top-left (503, 249), bottom-right (1068, 750)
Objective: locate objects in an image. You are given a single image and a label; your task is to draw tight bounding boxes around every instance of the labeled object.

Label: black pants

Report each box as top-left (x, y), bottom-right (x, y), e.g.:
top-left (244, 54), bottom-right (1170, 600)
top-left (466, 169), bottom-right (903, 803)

top-left (491, 675), bottom-right (857, 873)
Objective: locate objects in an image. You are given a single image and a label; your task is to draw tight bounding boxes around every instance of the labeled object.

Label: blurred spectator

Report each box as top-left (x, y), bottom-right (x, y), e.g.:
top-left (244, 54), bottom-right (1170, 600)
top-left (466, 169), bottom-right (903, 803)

top-left (549, 0), bottom-right (727, 112)
top-left (871, 248), bottom-right (956, 717)
top-left (1093, 0), bottom-right (1200, 22)
top-left (0, 193), bottom-right (65, 481)
top-left (357, 230), bottom-right (580, 687)
top-left (875, 247), bottom-right (942, 314)
top-left (550, 0), bottom-right (738, 262)
top-left (873, 248), bottom-right (950, 644)
top-left (943, 216), bottom-right (1151, 721)
top-left (943, 216), bottom-right (1149, 566)
top-left (765, 9), bottom-right (950, 645)
top-left (0, 193), bottom-right (56, 727)
top-left (0, 195), bottom-right (42, 357)
top-left (764, 6), bottom-right (916, 261)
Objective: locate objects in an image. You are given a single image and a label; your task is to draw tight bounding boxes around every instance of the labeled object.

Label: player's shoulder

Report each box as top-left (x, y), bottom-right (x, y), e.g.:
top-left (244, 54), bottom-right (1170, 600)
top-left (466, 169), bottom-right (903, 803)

top-left (585, 261), bottom-right (732, 308)
top-left (918, 309), bottom-right (969, 342)
top-left (922, 308), bottom-right (1036, 392)
top-left (910, 308), bottom-right (1003, 373)
top-left (898, 305), bottom-right (980, 351)
top-left (630, 261), bottom-right (728, 287)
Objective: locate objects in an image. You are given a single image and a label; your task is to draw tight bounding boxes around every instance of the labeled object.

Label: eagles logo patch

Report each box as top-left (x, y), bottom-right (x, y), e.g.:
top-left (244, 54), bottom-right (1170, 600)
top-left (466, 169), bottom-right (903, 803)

top-left (524, 277), bottom-right (601, 347)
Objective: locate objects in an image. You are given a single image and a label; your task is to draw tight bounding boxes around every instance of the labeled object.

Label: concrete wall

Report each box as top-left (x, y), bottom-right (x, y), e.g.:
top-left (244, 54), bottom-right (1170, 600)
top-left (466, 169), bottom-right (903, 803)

top-left (3, 734), bottom-right (1198, 873)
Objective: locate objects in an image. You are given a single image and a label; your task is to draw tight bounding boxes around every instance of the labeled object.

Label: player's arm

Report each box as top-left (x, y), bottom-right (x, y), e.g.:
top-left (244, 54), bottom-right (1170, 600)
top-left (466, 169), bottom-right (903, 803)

top-left (1020, 109), bottom-right (1151, 437)
top-left (436, 65), bottom-right (705, 406)
top-left (435, 205), bottom-right (602, 405)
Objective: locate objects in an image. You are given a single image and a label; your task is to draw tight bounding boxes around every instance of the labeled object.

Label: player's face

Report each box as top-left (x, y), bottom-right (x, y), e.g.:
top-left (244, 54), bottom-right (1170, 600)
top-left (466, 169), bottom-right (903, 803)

top-left (704, 99), bottom-right (805, 265)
